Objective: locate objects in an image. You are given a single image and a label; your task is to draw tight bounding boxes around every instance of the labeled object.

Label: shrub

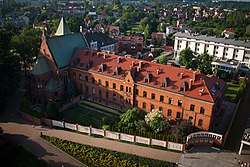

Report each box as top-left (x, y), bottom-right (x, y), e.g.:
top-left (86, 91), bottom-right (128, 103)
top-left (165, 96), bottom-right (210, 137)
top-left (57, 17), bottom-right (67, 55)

top-left (41, 135), bottom-right (174, 167)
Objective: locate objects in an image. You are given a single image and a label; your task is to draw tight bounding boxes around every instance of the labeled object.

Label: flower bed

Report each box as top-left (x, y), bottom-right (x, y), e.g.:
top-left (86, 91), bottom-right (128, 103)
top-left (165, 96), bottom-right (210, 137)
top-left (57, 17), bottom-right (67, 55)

top-left (41, 135), bottom-right (174, 167)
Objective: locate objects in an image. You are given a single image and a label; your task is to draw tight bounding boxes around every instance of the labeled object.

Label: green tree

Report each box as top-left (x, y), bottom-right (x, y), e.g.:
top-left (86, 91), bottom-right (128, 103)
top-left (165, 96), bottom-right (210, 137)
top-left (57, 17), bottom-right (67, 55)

top-left (20, 97), bottom-right (30, 112)
top-left (118, 108), bottom-right (145, 130)
top-left (0, 28), bottom-right (21, 110)
top-left (45, 101), bottom-right (58, 119)
top-left (246, 24), bottom-right (250, 36)
top-left (144, 24), bottom-right (150, 45)
top-left (171, 120), bottom-right (193, 138)
top-left (145, 109), bottom-right (169, 133)
top-left (198, 52), bottom-right (213, 75)
top-left (157, 54), bottom-right (168, 65)
top-left (139, 17), bottom-right (149, 32)
top-left (11, 28), bottom-right (41, 75)
top-left (178, 48), bottom-right (195, 69)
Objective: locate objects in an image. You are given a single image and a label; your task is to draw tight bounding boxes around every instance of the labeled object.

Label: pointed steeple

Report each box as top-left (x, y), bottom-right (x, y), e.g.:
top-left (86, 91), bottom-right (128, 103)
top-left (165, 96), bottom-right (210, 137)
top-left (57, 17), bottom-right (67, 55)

top-left (55, 17), bottom-right (71, 36)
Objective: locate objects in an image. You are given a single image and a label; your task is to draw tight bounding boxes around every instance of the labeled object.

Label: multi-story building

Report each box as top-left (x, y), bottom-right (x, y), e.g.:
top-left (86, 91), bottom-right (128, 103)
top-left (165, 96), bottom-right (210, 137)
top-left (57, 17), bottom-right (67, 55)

top-left (83, 31), bottom-right (117, 53)
top-left (30, 19), bottom-right (226, 131)
top-left (174, 32), bottom-right (250, 72)
top-left (110, 35), bottom-right (143, 54)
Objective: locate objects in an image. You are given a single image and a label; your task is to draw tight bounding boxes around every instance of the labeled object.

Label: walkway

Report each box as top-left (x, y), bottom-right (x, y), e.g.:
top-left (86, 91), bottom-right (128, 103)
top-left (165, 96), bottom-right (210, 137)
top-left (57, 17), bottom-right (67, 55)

top-left (1, 121), bottom-right (182, 163)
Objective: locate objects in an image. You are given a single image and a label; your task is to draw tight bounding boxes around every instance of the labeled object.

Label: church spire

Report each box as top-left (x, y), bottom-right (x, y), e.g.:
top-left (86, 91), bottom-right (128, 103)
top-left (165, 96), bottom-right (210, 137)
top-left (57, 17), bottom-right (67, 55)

top-left (55, 17), bottom-right (71, 36)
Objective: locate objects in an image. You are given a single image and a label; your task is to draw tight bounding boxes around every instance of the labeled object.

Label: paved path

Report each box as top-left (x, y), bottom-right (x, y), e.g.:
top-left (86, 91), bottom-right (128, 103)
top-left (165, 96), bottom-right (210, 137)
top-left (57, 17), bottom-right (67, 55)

top-left (0, 121), bottom-right (182, 164)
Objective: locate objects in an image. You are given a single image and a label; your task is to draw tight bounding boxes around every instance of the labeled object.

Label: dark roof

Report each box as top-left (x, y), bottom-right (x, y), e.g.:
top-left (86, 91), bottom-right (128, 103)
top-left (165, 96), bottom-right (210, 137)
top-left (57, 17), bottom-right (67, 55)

top-left (31, 56), bottom-right (51, 75)
top-left (46, 33), bottom-right (88, 68)
top-left (174, 32), bottom-right (250, 48)
top-left (44, 77), bottom-right (60, 91)
top-left (83, 31), bottom-right (117, 48)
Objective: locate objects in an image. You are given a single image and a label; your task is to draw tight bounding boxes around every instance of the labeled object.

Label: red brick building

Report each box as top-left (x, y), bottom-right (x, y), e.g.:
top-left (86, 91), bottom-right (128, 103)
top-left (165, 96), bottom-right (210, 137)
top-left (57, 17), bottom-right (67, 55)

top-left (30, 17), bottom-right (226, 131)
top-left (69, 50), bottom-right (225, 131)
top-left (110, 35), bottom-right (143, 54)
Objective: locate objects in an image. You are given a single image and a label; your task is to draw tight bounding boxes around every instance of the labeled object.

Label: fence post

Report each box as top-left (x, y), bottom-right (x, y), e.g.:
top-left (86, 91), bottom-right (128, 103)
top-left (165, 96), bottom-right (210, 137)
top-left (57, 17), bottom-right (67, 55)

top-left (76, 123), bottom-right (78, 131)
top-left (134, 135), bottom-right (136, 143)
top-left (89, 125), bottom-right (92, 136)
top-left (104, 129), bottom-right (106, 137)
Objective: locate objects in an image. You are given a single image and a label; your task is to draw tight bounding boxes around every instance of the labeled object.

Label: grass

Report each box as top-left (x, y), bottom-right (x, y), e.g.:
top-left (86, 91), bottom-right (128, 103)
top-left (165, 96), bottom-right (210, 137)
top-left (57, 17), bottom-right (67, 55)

top-left (0, 145), bottom-right (48, 167)
top-left (80, 101), bottom-right (121, 115)
top-left (60, 105), bottom-right (118, 128)
top-left (224, 82), bottom-right (240, 102)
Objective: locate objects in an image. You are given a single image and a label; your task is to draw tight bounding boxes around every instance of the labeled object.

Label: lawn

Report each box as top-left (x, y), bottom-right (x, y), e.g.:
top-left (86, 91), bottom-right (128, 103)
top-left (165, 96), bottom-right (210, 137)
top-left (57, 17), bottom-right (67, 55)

top-left (60, 105), bottom-right (118, 128)
top-left (0, 145), bottom-right (48, 167)
top-left (224, 82), bottom-right (240, 102)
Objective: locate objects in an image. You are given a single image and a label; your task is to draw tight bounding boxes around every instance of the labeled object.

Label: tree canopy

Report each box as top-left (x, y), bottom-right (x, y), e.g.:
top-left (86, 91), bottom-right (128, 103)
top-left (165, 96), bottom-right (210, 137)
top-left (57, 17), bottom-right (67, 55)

top-left (118, 108), bottom-right (145, 130)
top-left (0, 27), bottom-right (21, 110)
top-left (11, 28), bottom-right (41, 74)
top-left (178, 48), bottom-right (195, 69)
top-left (45, 101), bottom-right (59, 119)
top-left (157, 54), bottom-right (168, 65)
top-left (145, 109), bottom-right (169, 133)
top-left (198, 52), bottom-right (213, 75)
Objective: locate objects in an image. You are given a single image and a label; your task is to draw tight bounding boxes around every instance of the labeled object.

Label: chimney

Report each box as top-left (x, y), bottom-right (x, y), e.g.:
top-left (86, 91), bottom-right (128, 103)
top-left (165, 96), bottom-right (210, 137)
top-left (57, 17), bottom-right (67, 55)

top-left (131, 61), bottom-right (135, 67)
top-left (80, 26), bottom-right (83, 32)
top-left (199, 88), bottom-right (204, 96)
top-left (193, 71), bottom-right (196, 81)
top-left (189, 79), bottom-right (193, 90)
top-left (130, 65), bottom-right (133, 70)
top-left (139, 61), bottom-right (143, 68)
top-left (137, 67), bottom-right (140, 72)
top-left (156, 69), bottom-right (160, 75)
top-left (180, 73), bottom-right (183, 79)
top-left (117, 56), bottom-right (121, 63)
top-left (97, 52), bottom-right (100, 57)
top-left (103, 54), bottom-right (106, 59)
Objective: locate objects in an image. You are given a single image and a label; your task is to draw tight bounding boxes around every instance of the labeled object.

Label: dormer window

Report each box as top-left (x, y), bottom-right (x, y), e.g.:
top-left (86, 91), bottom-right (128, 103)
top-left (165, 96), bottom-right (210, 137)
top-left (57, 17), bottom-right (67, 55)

top-left (144, 72), bottom-right (151, 83)
top-left (180, 81), bottom-right (188, 92)
top-left (114, 66), bottom-right (121, 76)
top-left (99, 63), bottom-right (106, 72)
top-left (162, 77), bottom-right (169, 87)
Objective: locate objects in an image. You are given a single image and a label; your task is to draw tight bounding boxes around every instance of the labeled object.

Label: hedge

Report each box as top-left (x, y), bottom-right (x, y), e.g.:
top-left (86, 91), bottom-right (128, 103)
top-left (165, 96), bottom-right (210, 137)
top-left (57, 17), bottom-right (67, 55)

top-left (41, 135), bottom-right (174, 167)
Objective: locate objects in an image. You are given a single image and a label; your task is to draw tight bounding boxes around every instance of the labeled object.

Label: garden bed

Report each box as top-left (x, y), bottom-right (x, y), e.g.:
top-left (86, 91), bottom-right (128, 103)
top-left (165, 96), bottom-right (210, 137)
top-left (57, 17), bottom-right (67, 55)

top-left (41, 135), bottom-right (174, 167)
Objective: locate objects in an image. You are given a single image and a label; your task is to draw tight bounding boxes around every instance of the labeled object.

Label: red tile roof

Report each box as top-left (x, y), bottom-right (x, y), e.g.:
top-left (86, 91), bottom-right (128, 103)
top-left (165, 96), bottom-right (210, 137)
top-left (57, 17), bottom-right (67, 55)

top-left (110, 35), bottom-right (143, 43)
top-left (71, 49), bottom-right (225, 103)
top-left (152, 32), bottom-right (166, 39)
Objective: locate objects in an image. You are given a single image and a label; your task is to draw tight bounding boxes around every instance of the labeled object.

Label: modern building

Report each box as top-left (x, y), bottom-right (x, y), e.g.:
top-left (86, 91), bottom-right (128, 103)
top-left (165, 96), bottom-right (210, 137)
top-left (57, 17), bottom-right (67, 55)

top-left (110, 35), bottom-right (143, 54)
top-left (174, 32), bottom-right (250, 72)
top-left (83, 31), bottom-right (117, 53)
top-left (30, 18), bottom-right (226, 131)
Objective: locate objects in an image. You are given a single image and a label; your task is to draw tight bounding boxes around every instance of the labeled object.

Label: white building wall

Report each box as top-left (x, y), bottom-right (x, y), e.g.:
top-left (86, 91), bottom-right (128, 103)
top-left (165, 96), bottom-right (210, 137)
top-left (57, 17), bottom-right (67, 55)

top-left (199, 43), bottom-right (205, 54)
top-left (174, 39), bottom-right (178, 50)
top-left (227, 47), bottom-right (234, 59)
top-left (237, 49), bottom-right (245, 61)
top-left (190, 41), bottom-right (196, 51)
top-left (217, 46), bottom-right (224, 58)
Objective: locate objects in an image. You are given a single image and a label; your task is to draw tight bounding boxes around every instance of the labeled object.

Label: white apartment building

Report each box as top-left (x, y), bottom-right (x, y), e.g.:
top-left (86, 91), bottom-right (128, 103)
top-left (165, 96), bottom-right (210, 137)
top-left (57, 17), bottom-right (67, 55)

top-left (174, 32), bottom-right (250, 72)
